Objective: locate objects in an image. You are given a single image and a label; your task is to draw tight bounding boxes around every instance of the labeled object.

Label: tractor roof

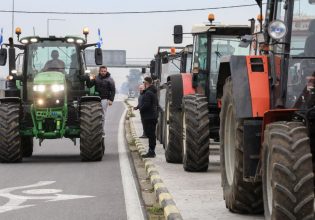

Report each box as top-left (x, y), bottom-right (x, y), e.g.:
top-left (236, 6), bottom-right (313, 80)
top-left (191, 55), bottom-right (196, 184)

top-left (191, 24), bottom-right (251, 36)
top-left (19, 35), bottom-right (86, 45)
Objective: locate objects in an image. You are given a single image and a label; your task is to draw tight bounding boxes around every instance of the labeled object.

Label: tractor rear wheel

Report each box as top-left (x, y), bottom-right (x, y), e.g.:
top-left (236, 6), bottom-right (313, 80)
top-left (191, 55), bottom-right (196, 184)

top-left (262, 121), bottom-right (314, 220)
top-left (182, 94), bottom-right (209, 172)
top-left (0, 103), bottom-right (22, 163)
top-left (220, 77), bottom-right (263, 213)
top-left (80, 101), bottom-right (104, 161)
top-left (165, 84), bottom-right (183, 163)
top-left (22, 137), bottom-right (33, 157)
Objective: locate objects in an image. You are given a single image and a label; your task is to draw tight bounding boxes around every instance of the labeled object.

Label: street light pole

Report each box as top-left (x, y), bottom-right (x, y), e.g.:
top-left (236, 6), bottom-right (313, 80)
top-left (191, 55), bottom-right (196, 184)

top-left (47, 18), bottom-right (66, 37)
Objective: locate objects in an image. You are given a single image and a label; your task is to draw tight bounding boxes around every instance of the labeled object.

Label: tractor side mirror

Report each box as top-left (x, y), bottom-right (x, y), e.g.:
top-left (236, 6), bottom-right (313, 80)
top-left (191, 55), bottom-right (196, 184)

top-left (0, 48), bottom-right (7, 66)
top-left (94, 48), bottom-right (103, 65)
top-left (239, 35), bottom-right (253, 48)
top-left (150, 60), bottom-right (155, 74)
top-left (174, 25), bottom-right (183, 44)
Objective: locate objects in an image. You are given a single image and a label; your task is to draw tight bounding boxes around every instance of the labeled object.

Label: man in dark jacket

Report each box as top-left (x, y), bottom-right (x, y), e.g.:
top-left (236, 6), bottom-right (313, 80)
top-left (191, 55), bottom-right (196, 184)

top-left (138, 76), bottom-right (158, 158)
top-left (134, 84), bottom-right (146, 138)
top-left (88, 66), bottom-right (116, 135)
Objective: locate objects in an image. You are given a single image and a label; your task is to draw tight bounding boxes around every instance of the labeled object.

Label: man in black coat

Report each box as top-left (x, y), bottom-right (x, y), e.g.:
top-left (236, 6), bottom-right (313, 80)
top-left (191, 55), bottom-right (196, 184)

top-left (138, 76), bottom-right (158, 158)
top-left (134, 84), bottom-right (146, 138)
top-left (87, 66), bottom-right (116, 135)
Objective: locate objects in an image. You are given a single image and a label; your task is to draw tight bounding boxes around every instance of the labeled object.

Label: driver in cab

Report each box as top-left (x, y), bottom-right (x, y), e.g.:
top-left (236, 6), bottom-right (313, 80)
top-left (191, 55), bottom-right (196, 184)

top-left (43, 50), bottom-right (65, 73)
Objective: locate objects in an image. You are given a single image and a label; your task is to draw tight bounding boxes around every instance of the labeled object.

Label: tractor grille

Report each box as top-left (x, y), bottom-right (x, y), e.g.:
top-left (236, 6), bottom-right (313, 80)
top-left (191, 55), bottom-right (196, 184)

top-left (67, 104), bottom-right (79, 126)
top-left (43, 119), bottom-right (56, 132)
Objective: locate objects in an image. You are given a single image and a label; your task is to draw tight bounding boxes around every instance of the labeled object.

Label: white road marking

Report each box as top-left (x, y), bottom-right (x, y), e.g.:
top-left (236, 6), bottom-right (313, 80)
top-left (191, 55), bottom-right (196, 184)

top-left (0, 181), bottom-right (94, 214)
top-left (23, 189), bottom-right (63, 194)
top-left (118, 108), bottom-right (145, 220)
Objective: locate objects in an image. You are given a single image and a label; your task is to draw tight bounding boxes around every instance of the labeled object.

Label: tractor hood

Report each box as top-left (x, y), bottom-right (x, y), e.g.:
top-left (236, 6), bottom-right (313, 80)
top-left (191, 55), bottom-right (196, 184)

top-left (33, 71), bottom-right (65, 85)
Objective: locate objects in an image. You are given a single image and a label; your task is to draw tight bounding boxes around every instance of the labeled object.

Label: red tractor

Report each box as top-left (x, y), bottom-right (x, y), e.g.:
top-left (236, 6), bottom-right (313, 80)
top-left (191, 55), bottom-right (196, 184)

top-left (151, 46), bottom-right (192, 148)
top-left (166, 16), bottom-right (251, 171)
top-left (216, 0), bottom-right (315, 219)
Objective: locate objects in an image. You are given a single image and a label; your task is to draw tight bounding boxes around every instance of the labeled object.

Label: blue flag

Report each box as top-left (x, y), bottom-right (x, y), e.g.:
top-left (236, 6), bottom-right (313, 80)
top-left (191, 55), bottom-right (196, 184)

top-left (0, 28), bottom-right (3, 45)
top-left (97, 28), bottom-right (103, 48)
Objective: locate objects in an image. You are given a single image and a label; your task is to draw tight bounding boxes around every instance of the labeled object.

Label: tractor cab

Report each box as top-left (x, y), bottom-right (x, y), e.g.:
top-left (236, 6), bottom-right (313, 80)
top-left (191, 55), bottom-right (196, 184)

top-left (262, 0), bottom-right (315, 110)
top-left (174, 14), bottom-right (251, 105)
top-left (0, 29), bottom-right (102, 103)
top-left (150, 46), bottom-right (184, 83)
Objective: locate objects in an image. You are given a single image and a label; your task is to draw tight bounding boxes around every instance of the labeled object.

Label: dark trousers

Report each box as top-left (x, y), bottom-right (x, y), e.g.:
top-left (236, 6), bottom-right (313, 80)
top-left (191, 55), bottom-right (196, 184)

top-left (142, 119), bottom-right (157, 152)
top-left (140, 117), bottom-right (146, 136)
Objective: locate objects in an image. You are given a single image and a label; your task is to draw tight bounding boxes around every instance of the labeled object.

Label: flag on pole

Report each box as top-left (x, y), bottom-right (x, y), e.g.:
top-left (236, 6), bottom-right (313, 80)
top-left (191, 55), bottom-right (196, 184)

top-left (97, 28), bottom-right (103, 48)
top-left (0, 28), bottom-right (3, 45)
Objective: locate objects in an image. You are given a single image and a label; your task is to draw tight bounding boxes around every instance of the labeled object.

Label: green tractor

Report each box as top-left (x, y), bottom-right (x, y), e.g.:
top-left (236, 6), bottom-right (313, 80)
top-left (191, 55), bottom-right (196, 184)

top-left (0, 27), bottom-right (105, 162)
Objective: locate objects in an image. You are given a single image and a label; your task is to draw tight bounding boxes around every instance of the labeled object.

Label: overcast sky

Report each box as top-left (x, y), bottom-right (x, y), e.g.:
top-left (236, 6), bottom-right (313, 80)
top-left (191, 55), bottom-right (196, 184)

top-left (0, 1), bottom-right (263, 56)
top-left (0, 0), bottom-right (263, 87)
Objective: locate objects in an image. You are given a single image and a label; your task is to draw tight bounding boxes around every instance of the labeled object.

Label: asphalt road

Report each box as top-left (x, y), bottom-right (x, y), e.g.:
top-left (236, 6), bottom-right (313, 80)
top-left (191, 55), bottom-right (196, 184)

top-left (0, 101), bottom-right (143, 220)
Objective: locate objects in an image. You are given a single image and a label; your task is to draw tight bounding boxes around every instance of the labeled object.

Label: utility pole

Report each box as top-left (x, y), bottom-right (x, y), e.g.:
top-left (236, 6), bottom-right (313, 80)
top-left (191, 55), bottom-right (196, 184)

top-left (11, 0), bottom-right (15, 37)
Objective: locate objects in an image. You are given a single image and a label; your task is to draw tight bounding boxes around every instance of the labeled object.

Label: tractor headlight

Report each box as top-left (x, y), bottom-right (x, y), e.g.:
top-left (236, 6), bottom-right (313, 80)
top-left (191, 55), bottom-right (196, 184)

top-left (51, 84), bottom-right (64, 92)
top-left (268, 20), bottom-right (287, 40)
top-left (37, 99), bottom-right (44, 106)
top-left (33, 85), bottom-right (46, 92)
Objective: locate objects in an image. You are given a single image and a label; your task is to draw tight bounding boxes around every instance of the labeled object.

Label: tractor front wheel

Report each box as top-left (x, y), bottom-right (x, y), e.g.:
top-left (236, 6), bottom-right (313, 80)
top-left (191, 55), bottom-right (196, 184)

top-left (262, 121), bottom-right (314, 220)
top-left (182, 94), bottom-right (210, 172)
top-left (220, 77), bottom-right (263, 213)
top-left (80, 101), bottom-right (104, 161)
top-left (165, 84), bottom-right (183, 163)
top-left (0, 103), bottom-right (22, 163)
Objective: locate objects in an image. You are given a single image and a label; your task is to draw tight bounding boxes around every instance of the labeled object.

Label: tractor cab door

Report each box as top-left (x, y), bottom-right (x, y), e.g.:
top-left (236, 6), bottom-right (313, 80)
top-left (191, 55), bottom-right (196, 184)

top-left (192, 33), bottom-right (208, 96)
top-left (209, 36), bottom-right (249, 104)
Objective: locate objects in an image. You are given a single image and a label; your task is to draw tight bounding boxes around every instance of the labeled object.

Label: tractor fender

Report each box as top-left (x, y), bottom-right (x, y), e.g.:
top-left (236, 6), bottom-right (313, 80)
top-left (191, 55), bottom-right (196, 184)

top-left (167, 73), bottom-right (195, 110)
top-left (217, 55), bottom-right (270, 118)
top-left (0, 97), bottom-right (21, 104)
top-left (80, 96), bottom-right (101, 103)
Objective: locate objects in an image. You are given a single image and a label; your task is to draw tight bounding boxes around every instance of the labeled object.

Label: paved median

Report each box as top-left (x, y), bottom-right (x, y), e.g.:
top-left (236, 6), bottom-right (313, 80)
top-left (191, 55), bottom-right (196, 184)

top-left (126, 102), bottom-right (183, 220)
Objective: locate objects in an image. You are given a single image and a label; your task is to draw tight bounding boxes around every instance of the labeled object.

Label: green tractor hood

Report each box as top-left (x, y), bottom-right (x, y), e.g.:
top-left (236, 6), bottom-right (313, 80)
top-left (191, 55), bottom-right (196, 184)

top-left (34, 71), bottom-right (65, 85)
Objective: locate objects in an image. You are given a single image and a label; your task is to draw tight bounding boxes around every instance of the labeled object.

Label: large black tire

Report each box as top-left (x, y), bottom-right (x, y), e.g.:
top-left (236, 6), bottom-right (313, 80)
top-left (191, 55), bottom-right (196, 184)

top-left (0, 103), bottom-right (22, 163)
top-left (182, 94), bottom-right (210, 172)
top-left (80, 101), bottom-right (104, 161)
top-left (220, 77), bottom-right (263, 213)
top-left (165, 84), bottom-right (183, 163)
top-left (262, 121), bottom-right (314, 220)
top-left (22, 137), bottom-right (33, 157)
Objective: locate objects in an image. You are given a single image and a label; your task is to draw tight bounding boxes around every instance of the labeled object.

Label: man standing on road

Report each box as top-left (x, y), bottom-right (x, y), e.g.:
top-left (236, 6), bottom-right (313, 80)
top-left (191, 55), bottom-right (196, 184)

top-left (134, 84), bottom-right (146, 138)
top-left (88, 66), bottom-right (116, 135)
top-left (138, 76), bottom-right (158, 158)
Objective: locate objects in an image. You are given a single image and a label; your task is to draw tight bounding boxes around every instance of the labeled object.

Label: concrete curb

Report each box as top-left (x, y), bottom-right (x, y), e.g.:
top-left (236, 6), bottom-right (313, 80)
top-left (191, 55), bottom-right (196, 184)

top-left (126, 105), bottom-right (183, 220)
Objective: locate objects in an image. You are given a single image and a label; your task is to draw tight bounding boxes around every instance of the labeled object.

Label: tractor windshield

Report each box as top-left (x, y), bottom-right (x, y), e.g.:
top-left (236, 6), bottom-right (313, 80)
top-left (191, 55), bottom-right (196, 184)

top-left (276, 0), bottom-right (315, 108)
top-left (26, 41), bottom-right (79, 79)
top-left (209, 36), bottom-right (249, 103)
top-left (161, 55), bottom-right (180, 84)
